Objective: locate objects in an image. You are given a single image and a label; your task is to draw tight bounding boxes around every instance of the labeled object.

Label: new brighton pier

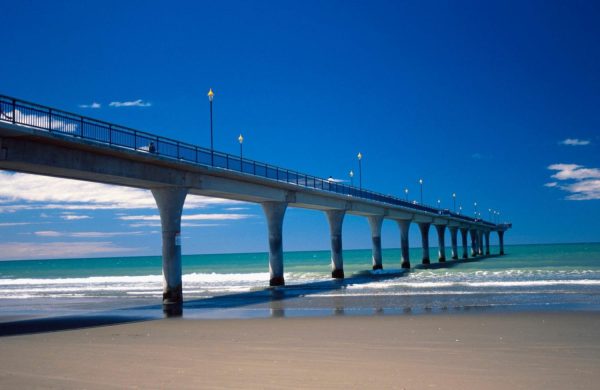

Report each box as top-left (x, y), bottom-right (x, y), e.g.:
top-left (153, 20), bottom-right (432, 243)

top-left (0, 94), bottom-right (511, 307)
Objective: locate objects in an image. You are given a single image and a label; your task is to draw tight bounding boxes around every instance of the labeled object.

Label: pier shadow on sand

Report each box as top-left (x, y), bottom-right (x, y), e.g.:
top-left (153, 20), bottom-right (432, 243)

top-left (0, 255), bottom-right (493, 337)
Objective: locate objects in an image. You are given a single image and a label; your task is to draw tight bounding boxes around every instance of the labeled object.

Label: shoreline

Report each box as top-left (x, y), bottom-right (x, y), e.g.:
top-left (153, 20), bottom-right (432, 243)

top-left (1, 311), bottom-right (599, 389)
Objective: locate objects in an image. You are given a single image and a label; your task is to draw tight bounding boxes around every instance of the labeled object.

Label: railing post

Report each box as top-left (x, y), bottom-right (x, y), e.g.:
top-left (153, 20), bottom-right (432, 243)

top-left (195, 146), bottom-right (198, 163)
top-left (253, 161), bottom-right (256, 175)
top-left (11, 99), bottom-right (16, 124)
top-left (48, 108), bottom-right (52, 131)
top-left (79, 117), bottom-right (84, 137)
top-left (177, 141), bottom-right (180, 159)
top-left (109, 124), bottom-right (112, 145)
top-left (226, 154), bottom-right (229, 169)
top-left (133, 130), bottom-right (138, 150)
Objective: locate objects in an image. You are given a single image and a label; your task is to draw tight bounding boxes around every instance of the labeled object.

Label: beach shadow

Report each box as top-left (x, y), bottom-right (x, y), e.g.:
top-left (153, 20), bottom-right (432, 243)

top-left (0, 255), bottom-right (497, 336)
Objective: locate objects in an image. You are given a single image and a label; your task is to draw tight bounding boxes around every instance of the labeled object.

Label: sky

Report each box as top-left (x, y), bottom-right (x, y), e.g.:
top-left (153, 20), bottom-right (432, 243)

top-left (0, 0), bottom-right (599, 260)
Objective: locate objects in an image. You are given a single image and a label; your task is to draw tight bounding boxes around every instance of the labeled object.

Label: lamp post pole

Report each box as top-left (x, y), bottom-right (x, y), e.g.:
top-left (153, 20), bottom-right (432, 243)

top-left (474, 201), bottom-right (478, 216)
top-left (452, 193), bottom-right (456, 212)
top-left (357, 152), bottom-right (363, 190)
top-left (404, 188), bottom-right (408, 201)
top-left (419, 179), bottom-right (423, 204)
top-left (349, 170), bottom-right (354, 187)
top-left (459, 205), bottom-right (462, 215)
top-left (437, 199), bottom-right (441, 209)
top-left (208, 88), bottom-right (214, 166)
top-left (238, 134), bottom-right (244, 161)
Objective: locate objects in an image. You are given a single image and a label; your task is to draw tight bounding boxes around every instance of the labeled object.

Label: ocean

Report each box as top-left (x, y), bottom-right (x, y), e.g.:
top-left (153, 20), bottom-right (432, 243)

top-left (1, 243), bottom-right (600, 320)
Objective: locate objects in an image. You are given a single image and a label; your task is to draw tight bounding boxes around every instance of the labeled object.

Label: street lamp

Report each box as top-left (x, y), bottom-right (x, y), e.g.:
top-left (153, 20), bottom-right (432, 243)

top-left (488, 208), bottom-right (492, 221)
top-left (357, 152), bottom-right (363, 190)
top-left (238, 134), bottom-right (244, 161)
top-left (459, 205), bottom-right (463, 215)
top-left (404, 188), bottom-right (409, 201)
top-left (419, 178), bottom-right (423, 204)
top-left (474, 201), bottom-right (478, 215)
top-left (207, 88), bottom-right (214, 165)
top-left (349, 170), bottom-right (354, 187)
top-left (437, 199), bottom-right (441, 208)
top-left (452, 193), bottom-right (456, 212)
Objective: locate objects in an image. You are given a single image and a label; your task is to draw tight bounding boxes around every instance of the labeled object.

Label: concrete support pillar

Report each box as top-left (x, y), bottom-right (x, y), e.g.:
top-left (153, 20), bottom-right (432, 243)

top-left (434, 225), bottom-right (446, 262)
top-left (418, 222), bottom-right (431, 265)
top-left (261, 201), bottom-right (287, 286)
top-left (326, 210), bottom-right (345, 279)
top-left (478, 230), bottom-right (484, 256)
top-left (367, 215), bottom-right (384, 270)
top-left (460, 228), bottom-right (469, 259)
top-left (151, 187), bottom-right (188, 306)
top-left (469, 229), bottom-right (478, 257)
top-left (449, 227), bottom-right (459, 260)
top-left (397, 220), bottom-right (411, 269)
top-left (498, 230), bottom-right (505, 255)
top-left (485, 231), bottom-right (490, 255)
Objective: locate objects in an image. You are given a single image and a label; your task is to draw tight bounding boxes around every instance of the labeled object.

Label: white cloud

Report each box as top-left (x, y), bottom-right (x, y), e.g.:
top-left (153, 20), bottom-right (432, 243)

top-left (544, 182), bottom-right (558, 187)
top-left (546, 163), bottom-right (600, 200)
top-left (560, 138), bottom-right (590, 146)
top-left (0, 172), bottom-right (242, 211)
top-left (109, 99), bottom-right (151, 108)
top-left (0, 241), bottom-right (139, 261)
top-left (548, 164), bottom-right (600, 181)
top-left (61, 214), bottom-right (91, 220)
top-left (34, 230), bottom-right (145, 238)
top-left (0, 222), bottom-right (32, 227)
top-left (79, 102), bottom-right (101, 109)
top-left (119, 213), bottom-right (252, 221)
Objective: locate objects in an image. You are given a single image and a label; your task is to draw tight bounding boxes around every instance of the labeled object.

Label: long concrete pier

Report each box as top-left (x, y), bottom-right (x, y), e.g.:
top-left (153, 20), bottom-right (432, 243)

top-left (0, 95), bottom-right (511, 308)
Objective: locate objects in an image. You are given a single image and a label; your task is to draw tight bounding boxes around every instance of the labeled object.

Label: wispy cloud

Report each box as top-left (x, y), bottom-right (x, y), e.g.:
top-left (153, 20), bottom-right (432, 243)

top-left (34, 230), bottom-right (145, 238)
top-left (119, 213), bottom-right (252, 222)
top-left (0, 222), bottom-right (32, 227)
top-left (560, 138), bottom-right (590, 146)
top-left (79, 102), bottom-right (101, 109)
top-left (0, 172), bottom-right (242, 212)
top-left (109, 99), bottom-right (151, 108)
top-left (0, 242), bottom-right (140, 261)
top-left (61, 214), bottom-right (91, 221)
top-left (546, 163), bottom-right (600, 200)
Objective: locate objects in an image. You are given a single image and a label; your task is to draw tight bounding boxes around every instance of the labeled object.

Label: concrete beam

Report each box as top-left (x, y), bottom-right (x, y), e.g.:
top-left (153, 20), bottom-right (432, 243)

top-left (397, 220), bottom-right (411, 269)
top-left (418, 222), bottom-right (431, 265)
top-left (261, 202), bottom-right (287, 286)
top-left (152, 187), bottom-right (188, 306)
top-left (449, 226), bottom-right (459, 260)
top-left (460, 228), bottom-right (469, 259)
top-left (387, 209), bottom-right (414, 220)
top-left (293, 192), bottom-right (349, 211)
top-left (367, 215), bottom-right (384, 270)
top-left (414, 215), bottom-right (434, 224)
top-left (435, 224), bottom-right (446, 262)
top-left (325, 210), bottom-right (345, 279)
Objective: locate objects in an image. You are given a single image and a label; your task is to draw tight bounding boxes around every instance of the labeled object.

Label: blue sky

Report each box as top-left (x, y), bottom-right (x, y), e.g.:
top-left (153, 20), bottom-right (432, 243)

top-left (1, 0), bottom-right (599, 260)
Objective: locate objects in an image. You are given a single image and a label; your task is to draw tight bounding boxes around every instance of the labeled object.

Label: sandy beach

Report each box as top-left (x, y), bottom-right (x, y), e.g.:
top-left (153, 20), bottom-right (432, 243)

top-left (1, 312), bottom-right (599, 389)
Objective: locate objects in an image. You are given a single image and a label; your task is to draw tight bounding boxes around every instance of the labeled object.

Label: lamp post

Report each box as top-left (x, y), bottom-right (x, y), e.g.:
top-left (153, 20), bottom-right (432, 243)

top-left (437, 199), bottom-right (441, 209)
top-left (452, 193), bottom-right (456, 212)
top-left (207, 88), bottom-right (214, 166)
top-left (488, 208), bottom-right (492, 221)
top-left (474, 201), bottom-right (478, 216)
top-left (238, 134), bottom-right (244, 161)
top-left (349, 170), bottom-right (354, 187)
top-left (419, 178), bottom-right (423, 204)
top-left (404, 188), bottom-right (409, 201)
top-left (459, 205), bottom-right (463, 215)
top-left (357, 152), bottom-right (363, 190)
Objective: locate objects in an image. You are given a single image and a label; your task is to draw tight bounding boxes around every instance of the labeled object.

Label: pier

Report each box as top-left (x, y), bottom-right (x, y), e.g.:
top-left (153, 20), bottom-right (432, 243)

top-left (0, 95), bottom-right (511, 308)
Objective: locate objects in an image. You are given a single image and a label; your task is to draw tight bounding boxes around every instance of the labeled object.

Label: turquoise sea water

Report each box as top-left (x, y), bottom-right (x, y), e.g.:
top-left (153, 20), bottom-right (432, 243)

top-left (1, 243), bottom-right (599, 319)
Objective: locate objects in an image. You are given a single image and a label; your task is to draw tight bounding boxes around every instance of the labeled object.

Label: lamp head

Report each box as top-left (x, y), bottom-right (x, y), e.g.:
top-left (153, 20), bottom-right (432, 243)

top-left (357, 152), bottom-right (362, 160)
top-left (238, 134), bottom-right (244, 144)
top-left (207, 88), bottom-right (214, 102)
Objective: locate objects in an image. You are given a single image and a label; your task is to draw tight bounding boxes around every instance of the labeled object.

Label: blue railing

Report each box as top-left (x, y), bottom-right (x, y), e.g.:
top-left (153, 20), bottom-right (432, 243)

top-left (0, 94), bottom-right (498, 227)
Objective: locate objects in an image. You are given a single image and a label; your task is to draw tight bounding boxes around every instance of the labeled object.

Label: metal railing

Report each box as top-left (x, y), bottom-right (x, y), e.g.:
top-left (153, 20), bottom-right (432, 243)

top-left (0, 94), bottom-right (499, 227)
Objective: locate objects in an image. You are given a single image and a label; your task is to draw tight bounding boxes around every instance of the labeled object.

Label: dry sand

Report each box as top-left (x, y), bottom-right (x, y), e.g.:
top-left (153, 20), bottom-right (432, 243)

top-left (1, 312), bottom-right (599, 389)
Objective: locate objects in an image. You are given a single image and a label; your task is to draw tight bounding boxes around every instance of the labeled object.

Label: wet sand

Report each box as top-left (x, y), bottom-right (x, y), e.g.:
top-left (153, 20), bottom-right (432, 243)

top-left (0, 312), bottom-right (599, 389)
